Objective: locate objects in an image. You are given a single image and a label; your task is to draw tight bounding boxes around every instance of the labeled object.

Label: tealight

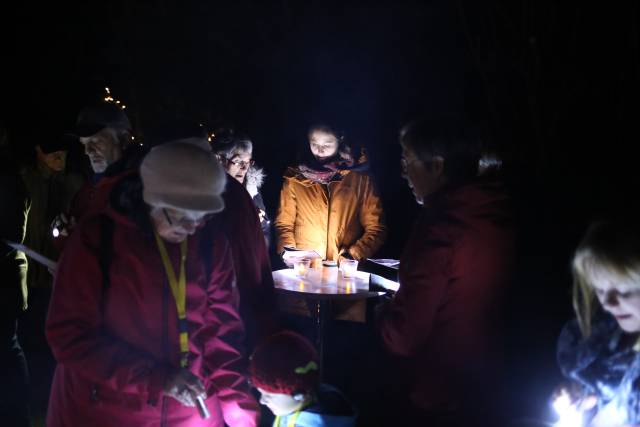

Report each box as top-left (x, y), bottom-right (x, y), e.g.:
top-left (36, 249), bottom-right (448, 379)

top-left (340, 259), bottom-right (358, 278)
top-left (293, 258), bottom-right (311, 278)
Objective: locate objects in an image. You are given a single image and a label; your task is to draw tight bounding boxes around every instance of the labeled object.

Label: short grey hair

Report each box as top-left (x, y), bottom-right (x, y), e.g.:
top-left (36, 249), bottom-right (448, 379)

top-left (212, 135), bottom-right (253, 160)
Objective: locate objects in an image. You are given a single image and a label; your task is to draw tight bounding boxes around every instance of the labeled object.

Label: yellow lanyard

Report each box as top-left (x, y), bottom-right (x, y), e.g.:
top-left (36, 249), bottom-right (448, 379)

top-left (154, 232), bottom-right (189, 367)
top-left (273, 410), bottom-right (301, 427)
top-left (273, 400), bottom-right (312, 427)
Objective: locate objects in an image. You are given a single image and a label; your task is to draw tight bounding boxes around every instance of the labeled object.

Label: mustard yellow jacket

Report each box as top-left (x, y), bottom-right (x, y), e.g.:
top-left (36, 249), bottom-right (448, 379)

top-left (275, 166), bottom-right (387, 261)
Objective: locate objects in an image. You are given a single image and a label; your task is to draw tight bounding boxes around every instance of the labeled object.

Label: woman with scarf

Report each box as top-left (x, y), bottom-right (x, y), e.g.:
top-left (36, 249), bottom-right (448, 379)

top-left (556, 221), bottom-right (640, 427)
top-left (274, 123), bottom-right (386, 265)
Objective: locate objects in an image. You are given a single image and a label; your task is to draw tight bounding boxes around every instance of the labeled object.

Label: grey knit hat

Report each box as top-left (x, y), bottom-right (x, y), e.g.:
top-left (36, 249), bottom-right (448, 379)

top-left (140, 138), bottom-right (226, 213)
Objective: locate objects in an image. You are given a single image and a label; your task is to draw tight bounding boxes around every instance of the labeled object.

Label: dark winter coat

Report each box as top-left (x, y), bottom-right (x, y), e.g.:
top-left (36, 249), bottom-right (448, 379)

top-left (45, 176), bottom-right (259, 427)
top-left (0, 152), bottom-right (30, 316)
top-left (21, 163), bottom-right (83, 288)
top-left (377, 179), bottom-right (515, 413)
top-left (558, 313), bottom-right (640, 425)
top-left (206, 176), bottom-right (279, 348)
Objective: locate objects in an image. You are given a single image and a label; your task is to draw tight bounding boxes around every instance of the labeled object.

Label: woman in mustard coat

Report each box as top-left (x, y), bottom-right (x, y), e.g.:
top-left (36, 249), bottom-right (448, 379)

top-left (275, 124), bottom-right (386, 263)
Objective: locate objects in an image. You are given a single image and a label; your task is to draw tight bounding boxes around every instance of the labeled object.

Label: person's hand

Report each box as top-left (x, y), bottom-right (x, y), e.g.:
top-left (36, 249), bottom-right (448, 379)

top-left (163, 368), bottom-right (206, 407)
top-left (551, 382), bottom-right (597, 425)
top-left (281, 246), bottom-right (296, 267)
top-left (551, 382), bottom-right (597, 411)
top-left (258, 209), bottom-right (267, 223)
top-left (338, 249), bottom-right (354, 266)
top-left (50, 213), bottom-right (76, 238)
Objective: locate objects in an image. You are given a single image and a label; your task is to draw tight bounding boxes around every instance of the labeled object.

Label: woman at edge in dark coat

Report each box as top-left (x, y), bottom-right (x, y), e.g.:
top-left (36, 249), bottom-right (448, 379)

top-left (45, 140), bottom-right (259, 427)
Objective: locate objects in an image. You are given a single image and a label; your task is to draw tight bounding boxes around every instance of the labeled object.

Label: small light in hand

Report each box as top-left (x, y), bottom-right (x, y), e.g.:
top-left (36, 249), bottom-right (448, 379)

top-left (52, 227), bottom-right (60, 238)
top-left (552, 389), bottom-right (583, 427)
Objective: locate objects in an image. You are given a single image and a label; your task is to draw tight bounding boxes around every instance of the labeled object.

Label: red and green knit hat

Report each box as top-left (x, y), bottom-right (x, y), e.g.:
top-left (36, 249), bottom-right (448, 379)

top-left (249, 331), bottom-right (320, 395)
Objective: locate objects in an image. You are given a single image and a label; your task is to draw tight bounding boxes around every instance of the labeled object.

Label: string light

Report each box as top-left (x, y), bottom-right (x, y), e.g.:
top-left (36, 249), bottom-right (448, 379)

top-left (103, 86), bottom-right (127, 110)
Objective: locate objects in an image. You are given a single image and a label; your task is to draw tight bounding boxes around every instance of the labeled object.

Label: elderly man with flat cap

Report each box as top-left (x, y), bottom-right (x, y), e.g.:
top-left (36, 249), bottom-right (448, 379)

top-left (51, 102), bottom-right (146, 248)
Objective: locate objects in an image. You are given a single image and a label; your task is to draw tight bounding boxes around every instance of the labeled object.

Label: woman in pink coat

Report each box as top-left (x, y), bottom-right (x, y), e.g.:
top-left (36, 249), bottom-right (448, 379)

top-left (46, 140), bottom-right (259, 427)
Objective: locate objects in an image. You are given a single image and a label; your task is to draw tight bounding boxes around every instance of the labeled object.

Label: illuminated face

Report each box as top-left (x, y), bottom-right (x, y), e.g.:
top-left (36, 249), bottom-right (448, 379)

top-left (79, 128), bottom-right (123, 173)
top-left (590, 267), bottom-right (640, 333)
top-left (224, 150), bottom-right (253, 184)
top-left (309, 130), bottom-right (339, 162)
top-left (150, 207), bottom-right (210, 243)
top-left (257, 388), bottom-right (305, 417)
top-left (400, 143), bottom-right (444, 205)
top-left (36, 146), bottom-right (67, 172)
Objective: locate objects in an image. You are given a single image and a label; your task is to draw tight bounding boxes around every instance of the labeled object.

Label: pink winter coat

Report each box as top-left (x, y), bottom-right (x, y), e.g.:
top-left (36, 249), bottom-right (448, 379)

top-left (45, 205), bottom-right (259, 427)
top-left (378, 179), bottom-right (515, 414)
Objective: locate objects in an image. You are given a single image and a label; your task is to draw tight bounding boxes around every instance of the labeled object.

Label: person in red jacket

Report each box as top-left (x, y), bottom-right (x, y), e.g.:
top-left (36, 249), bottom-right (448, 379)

top-left (376, 118), bottom-right (515, 426)
top-left (46, 140), bottom-right (259, 427)
top-left (51, 102), bottom-right (145, 250)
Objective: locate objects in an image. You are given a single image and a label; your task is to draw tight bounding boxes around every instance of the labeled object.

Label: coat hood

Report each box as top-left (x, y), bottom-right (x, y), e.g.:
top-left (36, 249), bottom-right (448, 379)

top-left (423, 178), bottom-right (511, 224)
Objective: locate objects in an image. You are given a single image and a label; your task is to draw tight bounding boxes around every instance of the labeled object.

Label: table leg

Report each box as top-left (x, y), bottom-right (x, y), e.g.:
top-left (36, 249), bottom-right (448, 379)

top-left (314, 299), bottom-right (330, 380)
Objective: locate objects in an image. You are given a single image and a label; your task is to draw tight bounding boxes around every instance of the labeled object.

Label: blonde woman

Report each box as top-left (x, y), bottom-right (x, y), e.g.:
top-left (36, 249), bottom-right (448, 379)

top-left (557, 221), bottom-right (640, 427)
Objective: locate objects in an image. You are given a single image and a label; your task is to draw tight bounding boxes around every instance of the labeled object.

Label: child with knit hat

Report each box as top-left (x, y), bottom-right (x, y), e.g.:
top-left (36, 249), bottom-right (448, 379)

top-left (249, 331), bottom-right (356, 427)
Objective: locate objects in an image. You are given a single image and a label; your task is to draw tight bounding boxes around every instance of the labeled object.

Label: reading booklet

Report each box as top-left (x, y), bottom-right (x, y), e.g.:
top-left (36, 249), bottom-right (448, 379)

top-left (4, 240), bottom-right (58, 271)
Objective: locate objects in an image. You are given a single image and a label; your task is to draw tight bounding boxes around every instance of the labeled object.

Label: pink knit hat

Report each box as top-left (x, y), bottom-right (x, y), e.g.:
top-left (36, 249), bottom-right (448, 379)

top-left (249, 331), bottom-right (320, 395)
top-left (140, 138), bottom-right (226, 213)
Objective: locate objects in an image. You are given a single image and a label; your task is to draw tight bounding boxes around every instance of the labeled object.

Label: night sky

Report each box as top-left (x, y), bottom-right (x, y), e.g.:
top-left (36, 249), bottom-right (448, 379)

top-left (3, 0), bottom-right (640, 420)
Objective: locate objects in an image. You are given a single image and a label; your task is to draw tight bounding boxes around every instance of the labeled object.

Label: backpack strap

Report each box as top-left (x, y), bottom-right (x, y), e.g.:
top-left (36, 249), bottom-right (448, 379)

top-left (98, 215), bottom-right (115, 292)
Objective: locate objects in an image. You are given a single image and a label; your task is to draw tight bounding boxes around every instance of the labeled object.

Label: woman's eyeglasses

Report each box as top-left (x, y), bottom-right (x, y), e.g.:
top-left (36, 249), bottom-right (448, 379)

top-left (227, 158), bottom-right (254, 168)
top-left (162, 208), bottom-right (214, 228)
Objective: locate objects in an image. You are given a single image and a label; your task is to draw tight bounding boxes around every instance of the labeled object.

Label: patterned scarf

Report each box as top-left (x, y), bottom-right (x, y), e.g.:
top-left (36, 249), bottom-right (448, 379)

top-left (297, 150), bottom-right (359, 184)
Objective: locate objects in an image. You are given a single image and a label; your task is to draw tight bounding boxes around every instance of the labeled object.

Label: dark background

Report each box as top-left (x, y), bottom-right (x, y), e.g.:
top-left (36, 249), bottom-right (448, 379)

top-left (2, 0), bottom-right (639, 423)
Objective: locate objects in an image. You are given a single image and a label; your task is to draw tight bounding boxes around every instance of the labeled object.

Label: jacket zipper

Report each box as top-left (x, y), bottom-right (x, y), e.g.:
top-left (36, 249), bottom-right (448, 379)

top-left (160, 274), bottom-right (169, 427)
top-left (325, 183), bottom-right (332, 260)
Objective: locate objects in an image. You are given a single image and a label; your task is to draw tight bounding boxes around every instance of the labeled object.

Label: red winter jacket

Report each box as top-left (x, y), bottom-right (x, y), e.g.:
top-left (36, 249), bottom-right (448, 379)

top-left (378, 179), bottom-right (515, 413)
top-left (52, 174), bottom-right (126, 252)
top-left (46, 205), bottom-right (259, 427)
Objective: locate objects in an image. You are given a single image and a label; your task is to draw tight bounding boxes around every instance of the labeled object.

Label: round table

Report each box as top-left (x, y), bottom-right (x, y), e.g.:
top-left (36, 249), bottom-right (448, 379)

top-left (272, 266), bottom-right (385, 377)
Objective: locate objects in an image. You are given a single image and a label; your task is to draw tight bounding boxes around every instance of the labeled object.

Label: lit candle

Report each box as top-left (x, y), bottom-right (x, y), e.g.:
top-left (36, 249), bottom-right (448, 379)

top-left (294, 258), bottom-right (311, 278)
top-left (340, 259), bottom-right (359, 278)
top-left (295, 263), bottom-right (307, 277)
top-left (344, 280), bottom-right (353, 293)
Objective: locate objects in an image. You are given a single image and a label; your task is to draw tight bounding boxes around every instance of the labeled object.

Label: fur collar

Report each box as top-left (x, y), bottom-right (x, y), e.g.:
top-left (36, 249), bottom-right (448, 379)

top-left (245, 166), bottom-right (265, 197)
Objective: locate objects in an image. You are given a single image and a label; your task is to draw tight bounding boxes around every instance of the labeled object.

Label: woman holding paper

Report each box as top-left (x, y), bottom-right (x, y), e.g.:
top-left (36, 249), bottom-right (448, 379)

top-left (274, 123), bottom-right (386, 264)
top-left (45, 140), bottom-right (258, 427)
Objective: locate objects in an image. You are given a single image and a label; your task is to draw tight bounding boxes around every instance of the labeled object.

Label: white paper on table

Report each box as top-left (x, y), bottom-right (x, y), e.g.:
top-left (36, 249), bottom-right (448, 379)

top-left (282, 248), bottom-right (322, 262)
top-left (369, 273), bottom-right (400, 293)
top-left (4, 240), bottom-right (58, 271)
top-left (367, 258), bottom-right (400, 268)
